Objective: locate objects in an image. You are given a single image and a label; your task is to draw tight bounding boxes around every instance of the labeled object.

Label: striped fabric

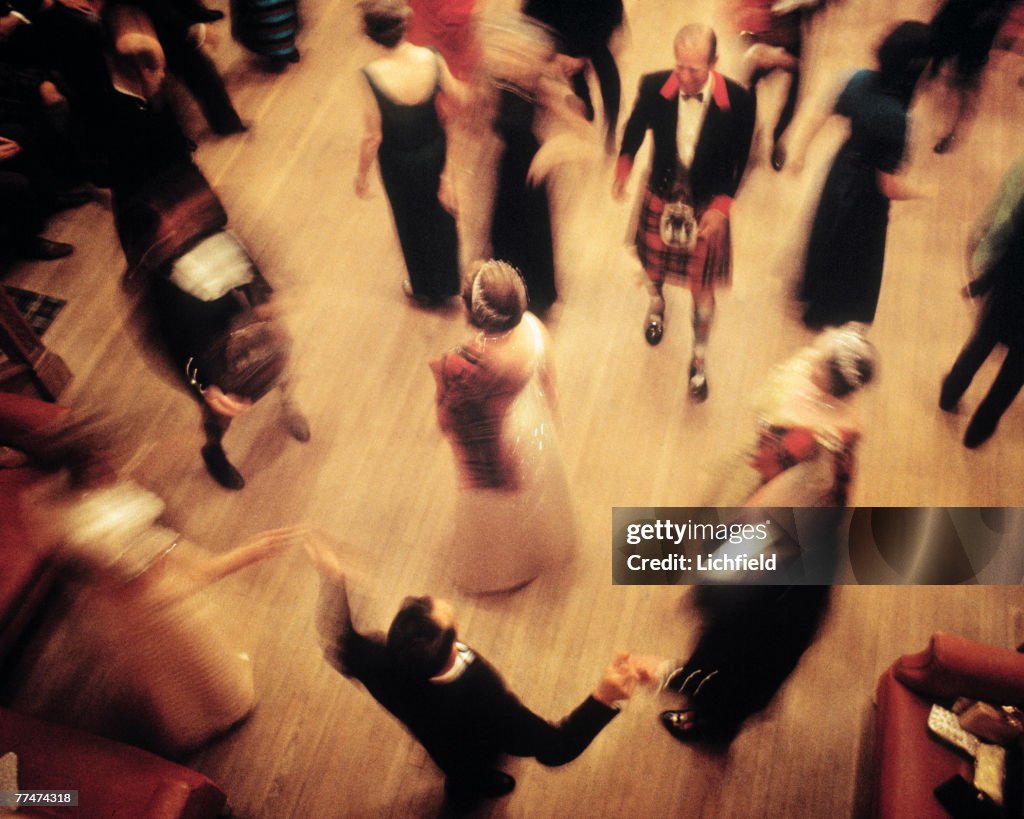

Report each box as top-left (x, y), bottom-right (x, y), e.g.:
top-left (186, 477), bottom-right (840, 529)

top-left (232, 0), bottom-right (300, 62)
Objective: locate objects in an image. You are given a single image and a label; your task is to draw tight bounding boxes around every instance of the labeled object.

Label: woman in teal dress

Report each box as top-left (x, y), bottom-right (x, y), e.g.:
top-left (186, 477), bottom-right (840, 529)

top-left (356, 0), bottom-right (466, 304)
top-left (798, 21), bottom-right (931, 328)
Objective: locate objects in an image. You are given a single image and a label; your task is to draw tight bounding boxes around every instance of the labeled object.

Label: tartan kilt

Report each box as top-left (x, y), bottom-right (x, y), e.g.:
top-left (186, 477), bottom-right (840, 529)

top-left (635, 189), bottom-right (730, 291)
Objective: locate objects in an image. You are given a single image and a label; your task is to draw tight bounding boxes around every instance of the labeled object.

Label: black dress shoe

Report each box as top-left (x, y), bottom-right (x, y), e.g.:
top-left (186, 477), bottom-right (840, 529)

top-left (645, 315), bottom-right (664, 345)
top-left (644, 300), bottom-right (664, 345)
top-left (19, 237), bottom-right (74, 260)
top-left (211, 117), bottom-right (249, 136)
top-left (445, 771), bottom-right (515, 814)
top-left (688, 360), bottom-right (708, 402)
top-left (770, 144), bottom-right (786, 171)
top-left (660, 709), bottom-right (702, 742)
top-left (939, 376), bottom-right (960, 413)
top-left (195, 7), bottom-right (224, 21)
top-left (964, 412), bottom-right (999, 449)
top-left (202, 444), bottom-right (245, 489)
top-left (283, 409), bottom-right (311, 442)
top-left (478, 770), bottom-right (515, 798)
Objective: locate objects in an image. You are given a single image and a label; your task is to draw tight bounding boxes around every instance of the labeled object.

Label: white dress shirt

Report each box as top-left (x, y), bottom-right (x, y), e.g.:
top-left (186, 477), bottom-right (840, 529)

top-left (676, 74), bottom-right (713, 170)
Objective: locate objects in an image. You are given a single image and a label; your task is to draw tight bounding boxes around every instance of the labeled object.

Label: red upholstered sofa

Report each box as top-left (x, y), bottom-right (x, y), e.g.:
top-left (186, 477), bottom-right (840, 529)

top-left (874, 633), bottom-right (1024, 819)
top-left (0, 708), bottom-right (227, 819)
top-left (0, 392), bottom-right (227, 819)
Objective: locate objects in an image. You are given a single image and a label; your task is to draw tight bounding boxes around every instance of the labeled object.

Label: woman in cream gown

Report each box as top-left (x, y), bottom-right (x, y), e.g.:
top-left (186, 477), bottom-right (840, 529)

top-left (431, 260), bottom-right (576, 594)
top-left (18, 466), bottom-right (296, 756)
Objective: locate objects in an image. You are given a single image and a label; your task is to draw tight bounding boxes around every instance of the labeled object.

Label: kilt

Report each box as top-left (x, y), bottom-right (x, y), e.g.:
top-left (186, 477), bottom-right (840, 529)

top-left (635, 188), bottom-right (730, 291)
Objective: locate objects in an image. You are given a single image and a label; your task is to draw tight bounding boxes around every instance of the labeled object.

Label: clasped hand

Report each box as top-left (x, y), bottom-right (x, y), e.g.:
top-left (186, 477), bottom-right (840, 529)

top-left (594, 652), bottom-right (667, 705)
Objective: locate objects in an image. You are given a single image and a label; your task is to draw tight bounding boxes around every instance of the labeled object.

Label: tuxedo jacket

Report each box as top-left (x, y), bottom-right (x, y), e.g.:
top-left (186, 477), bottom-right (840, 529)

top-left (317, 578), bottom-right (618, 780)
top-left (618, 70), bottom-right (755, 215)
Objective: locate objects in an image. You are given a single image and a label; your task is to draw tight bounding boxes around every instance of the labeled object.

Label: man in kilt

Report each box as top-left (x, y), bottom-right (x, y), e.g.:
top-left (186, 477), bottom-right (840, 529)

top-left (613, 23), bottom-right (755, 401)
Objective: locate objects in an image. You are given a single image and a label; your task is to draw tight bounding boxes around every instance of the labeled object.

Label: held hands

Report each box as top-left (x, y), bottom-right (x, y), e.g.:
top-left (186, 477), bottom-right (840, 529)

top-left (203, 385), bottom-right (254, 418)
top-left (593, 652), bottom-right (641, 706)
top-left (295, 526), bottom-right (348, 584)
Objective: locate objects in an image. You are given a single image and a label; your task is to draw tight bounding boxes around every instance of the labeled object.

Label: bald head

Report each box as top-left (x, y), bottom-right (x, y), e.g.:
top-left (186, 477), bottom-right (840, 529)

top-left (674, 24), bottom-right (716, 63)
top-left (673, 24), bottom-right (717, 96)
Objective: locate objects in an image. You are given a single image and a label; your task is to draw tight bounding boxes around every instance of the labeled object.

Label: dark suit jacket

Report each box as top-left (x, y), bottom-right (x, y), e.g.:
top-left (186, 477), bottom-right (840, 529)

top-left (618, 70), bottom-right (755, 215)
top-left (316, 578), bottom-right (618, 781)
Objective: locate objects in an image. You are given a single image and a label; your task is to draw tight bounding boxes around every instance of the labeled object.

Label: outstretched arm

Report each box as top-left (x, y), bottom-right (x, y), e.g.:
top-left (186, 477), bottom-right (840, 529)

top-left (497, 652), bottom-right (638, 765)
top-left (297, 527), bottom-right (382, 679)
top-left (201, 526), bottom-right (303, 584)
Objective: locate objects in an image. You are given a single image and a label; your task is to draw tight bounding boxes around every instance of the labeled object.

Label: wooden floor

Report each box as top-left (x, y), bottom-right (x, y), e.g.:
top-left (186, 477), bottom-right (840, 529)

top-left (4, 0), bottom-right (1024, 817)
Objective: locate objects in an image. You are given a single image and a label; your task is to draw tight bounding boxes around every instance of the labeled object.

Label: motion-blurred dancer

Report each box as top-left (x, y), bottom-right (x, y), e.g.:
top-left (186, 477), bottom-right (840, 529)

top-left (304, 529), bottom-right (637, 813)
top-left (940, 154), bottom-right (1024, 448)
top-left (430, 260), bottom-right (575, 593)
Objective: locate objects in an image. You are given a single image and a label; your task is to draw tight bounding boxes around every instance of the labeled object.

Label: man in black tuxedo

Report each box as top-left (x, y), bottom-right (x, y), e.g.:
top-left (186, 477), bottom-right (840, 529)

top-left (614, 23), bottom-right (755, 401)
top-left (307, 536), bottom-right (638, 813)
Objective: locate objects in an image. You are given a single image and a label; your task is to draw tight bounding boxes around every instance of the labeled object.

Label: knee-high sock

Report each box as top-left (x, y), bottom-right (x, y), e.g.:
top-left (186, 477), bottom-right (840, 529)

top-left (692, 298), bottom-right (715, 362)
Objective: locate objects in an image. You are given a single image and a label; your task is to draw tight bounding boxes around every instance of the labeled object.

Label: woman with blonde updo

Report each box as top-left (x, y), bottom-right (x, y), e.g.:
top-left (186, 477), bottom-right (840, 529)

top-left (707, 323), bottom-right (877, 507)
top-left (430, 260), bottom-right (575, 593)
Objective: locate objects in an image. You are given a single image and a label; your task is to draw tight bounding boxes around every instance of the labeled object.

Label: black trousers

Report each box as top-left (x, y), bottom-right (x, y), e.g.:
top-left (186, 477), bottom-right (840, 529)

top-left (943, 319), bottom-right (1024, 430)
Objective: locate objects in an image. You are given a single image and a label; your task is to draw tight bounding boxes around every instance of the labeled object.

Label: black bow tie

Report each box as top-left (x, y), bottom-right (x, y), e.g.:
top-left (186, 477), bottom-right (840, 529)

top-left (681, 92), bottom-right (703, 102)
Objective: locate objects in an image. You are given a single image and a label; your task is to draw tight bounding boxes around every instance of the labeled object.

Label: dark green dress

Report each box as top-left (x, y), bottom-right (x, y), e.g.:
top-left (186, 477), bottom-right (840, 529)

top-left (799, 70), bottom-right (907, 327)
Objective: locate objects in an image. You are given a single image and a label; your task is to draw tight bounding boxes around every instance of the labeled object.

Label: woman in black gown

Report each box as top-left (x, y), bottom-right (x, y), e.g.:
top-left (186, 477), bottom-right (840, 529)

top-left (356, 0), bottom-right (466, 304)
top-left (486, 16), bottom-right (592, 316)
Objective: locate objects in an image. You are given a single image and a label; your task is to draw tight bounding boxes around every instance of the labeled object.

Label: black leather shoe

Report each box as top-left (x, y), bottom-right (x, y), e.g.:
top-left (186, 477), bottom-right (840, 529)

top-left (660, 709), bottom-right (701, 742)
top-left (688, 360), bottom-right (708, 402)
top-left (770, 144), bottom-right (786, 171)
top-left (283, 409), bottom-right (311, 442)
top-left (964, 412), bottom-right (998, 449)
top-left (211, 117), bottom-right (249, 136)
top-left (939, 376), bottom-right (960, 413)
top-left (19, 237), bottom-right (74, 260)
top-left (202, 444), bottom-right (245, 489)
top-left (645, 315), bottom-right (664, 345)
top-left (478, 770), bottom-right (516, 798)
top-left (195, 7), bottom-right (224, 21)
top-left (644, 299), bottom-right (665, 345)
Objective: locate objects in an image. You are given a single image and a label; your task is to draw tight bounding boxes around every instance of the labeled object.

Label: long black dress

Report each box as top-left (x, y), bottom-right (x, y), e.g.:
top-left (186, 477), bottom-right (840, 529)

top-left (799, 70), bottom-right (908, 328)
top-left (490, 88), bottom-right (557, 314)
top-left (363, 56), bottom-right (460, 302)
